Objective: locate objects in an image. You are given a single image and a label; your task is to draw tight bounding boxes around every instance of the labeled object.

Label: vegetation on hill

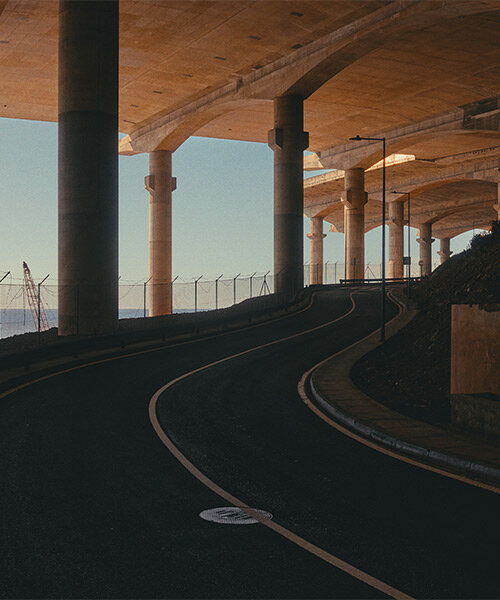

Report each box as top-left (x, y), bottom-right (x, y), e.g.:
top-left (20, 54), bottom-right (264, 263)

top-left (352, 221), bottom-right (500, 424)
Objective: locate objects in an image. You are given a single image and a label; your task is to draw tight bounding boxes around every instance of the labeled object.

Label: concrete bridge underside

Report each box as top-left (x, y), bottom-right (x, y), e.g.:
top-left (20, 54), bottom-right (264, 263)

top-left (1, 0), bottom-right (499, 331)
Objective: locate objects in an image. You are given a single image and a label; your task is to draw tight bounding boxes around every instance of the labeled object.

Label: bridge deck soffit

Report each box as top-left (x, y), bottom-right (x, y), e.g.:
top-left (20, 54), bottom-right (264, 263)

top-left (118, 1), bottom-right (500, 154)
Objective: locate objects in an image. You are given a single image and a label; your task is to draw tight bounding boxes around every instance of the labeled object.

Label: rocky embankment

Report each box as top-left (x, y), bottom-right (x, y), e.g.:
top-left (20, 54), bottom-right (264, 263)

top-left (352, 222), bottom-right (500, 424)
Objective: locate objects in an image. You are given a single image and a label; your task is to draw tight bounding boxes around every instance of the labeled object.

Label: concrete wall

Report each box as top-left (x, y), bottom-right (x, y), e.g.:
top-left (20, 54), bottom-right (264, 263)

top-left (451, 304), bottom-right (500, 396)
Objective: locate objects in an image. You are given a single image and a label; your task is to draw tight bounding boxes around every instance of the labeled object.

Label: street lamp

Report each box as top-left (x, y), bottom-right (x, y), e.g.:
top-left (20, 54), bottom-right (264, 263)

top-left (392, 190), bottom-right (411, 298)
top-left (349, 135), bottom-right (386, 341)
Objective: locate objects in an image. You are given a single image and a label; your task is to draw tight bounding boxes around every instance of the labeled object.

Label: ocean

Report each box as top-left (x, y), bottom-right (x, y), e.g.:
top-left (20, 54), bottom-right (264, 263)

top-left (0, 308), bottom-right (182, 339)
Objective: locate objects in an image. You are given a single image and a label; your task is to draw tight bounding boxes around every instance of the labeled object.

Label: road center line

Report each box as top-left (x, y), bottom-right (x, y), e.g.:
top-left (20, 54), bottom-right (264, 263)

top-left (149, 293), bottom-right (415, 600)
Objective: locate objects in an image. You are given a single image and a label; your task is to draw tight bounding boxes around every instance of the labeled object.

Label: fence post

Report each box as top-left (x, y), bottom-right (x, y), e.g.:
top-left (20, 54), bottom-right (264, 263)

top-left (171, 275), bottom-right (178, 314)
top-left (249, 272), bottom-right (256, 298)
top-left (233, 273), bottom-right (240, 305)
top-left (37, 283), bottom-right (41, 333)
top-left (215, 274), bottom-right (223, 310)
top-left (76, 284), bottom-right (79, 335)
top-left (194, 275), bottom-right (202, 312)
top-left (144, 276), bottom-right (152, 318)
top-left (37, 273), bottom-right (49, 334)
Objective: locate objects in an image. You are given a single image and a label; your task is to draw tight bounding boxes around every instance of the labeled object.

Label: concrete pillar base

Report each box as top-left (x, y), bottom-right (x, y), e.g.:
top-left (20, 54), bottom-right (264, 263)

top-left (388, 200), bottom-right (404, 279)
top-left (438, 237), bottom-right (452, 264)
top-left (307, 216), bottom-right (326, 285)
top-left (417, 223), bottom-right (435, 276)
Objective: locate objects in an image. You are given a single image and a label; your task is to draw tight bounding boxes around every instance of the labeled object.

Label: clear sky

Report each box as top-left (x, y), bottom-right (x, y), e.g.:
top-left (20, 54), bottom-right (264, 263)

top-left (1, 117), bottom-right (475, 284)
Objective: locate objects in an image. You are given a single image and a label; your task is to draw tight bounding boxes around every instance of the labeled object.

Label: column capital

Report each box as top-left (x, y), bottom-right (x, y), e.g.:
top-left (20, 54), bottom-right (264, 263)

top-left (267, 128), bottom-right (309, 151)
top-left (417, 237), bottom-right (435, 245)
top-left (307, 232), bottom-right (327, 240)
top-left (438, 250), bottom-right (453, 258)
top-left (341, 190), bottom-right (368, 208)
top-left (144, 175), bottom-right (177, 194)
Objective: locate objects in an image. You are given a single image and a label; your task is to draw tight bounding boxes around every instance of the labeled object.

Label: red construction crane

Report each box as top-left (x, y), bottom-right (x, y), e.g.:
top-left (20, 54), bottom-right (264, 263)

top-left (22, 261), bottom-right (49, 332)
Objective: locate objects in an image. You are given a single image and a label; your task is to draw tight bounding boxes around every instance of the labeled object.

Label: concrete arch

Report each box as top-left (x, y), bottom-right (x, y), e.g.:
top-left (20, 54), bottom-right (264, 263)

top-left (285, 3), bottom-right (500, 99)
top-left (120, 97), bottom-right (268, 155)
top-left (403, 177), bottom-right (496, 201)
top-left (353, 130), bottom-right (500, 172)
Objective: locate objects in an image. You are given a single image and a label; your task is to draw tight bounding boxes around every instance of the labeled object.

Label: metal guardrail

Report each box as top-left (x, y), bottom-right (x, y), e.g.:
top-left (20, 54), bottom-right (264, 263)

top-left (339, 277), bottom-right (421, 284)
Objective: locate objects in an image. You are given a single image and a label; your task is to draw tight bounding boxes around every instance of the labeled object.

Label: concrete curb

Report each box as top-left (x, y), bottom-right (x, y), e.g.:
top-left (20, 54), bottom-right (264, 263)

top-left (308, 292), bottom-right (500, 487)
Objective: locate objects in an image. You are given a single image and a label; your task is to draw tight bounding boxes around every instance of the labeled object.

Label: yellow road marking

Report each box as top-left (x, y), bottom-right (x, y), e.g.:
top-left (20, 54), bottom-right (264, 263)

top-left (297, 295), bottom-right (500, 495)
top-left (149, 293), bottom-right (415, 600)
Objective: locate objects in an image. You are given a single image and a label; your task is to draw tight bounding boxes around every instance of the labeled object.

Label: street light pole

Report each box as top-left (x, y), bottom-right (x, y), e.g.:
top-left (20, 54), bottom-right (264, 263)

top-left (143, 276), bottom-right (152, 318)
top-left (233, 273), bottom-right (241, 305)
top-left (349, 135), bottom-right (386, 341)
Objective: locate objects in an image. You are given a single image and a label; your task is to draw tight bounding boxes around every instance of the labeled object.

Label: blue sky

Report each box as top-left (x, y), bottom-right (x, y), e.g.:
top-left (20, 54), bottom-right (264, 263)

top-left (1, 117), bottom-right (475, 283)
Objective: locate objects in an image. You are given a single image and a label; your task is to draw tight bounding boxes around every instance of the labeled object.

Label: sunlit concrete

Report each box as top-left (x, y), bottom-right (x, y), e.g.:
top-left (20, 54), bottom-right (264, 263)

top-left (417, 223), bottom-right (434, 276)
top-left (342, 169), bottom-right (366, 280)
top-left (388, 201), bottom-right (404, 278)
top-left (307, 217), bottom-right (326, 285)
top-left (145, 150), bottom-right (176, 316)
top-left (438, 238), bottom-right (452, 264)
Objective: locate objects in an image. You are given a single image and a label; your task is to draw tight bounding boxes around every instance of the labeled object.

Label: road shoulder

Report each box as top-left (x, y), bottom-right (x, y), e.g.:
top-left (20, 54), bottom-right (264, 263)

top-left (306, 290), bottom-right (500, 489)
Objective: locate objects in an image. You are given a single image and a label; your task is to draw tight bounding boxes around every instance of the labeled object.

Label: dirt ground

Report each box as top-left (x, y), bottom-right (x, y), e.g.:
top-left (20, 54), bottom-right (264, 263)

top-left (352, 223), bottom-right (500, 425)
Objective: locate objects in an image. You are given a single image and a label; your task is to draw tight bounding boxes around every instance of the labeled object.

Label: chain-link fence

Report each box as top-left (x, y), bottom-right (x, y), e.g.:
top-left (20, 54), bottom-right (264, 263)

top-left (0, 261), bottom-right (436, 339)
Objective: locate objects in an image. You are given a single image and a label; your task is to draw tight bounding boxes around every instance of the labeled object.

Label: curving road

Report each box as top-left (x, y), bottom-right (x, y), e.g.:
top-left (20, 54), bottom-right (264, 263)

top-left (0, 288), bottom-right (497, 599)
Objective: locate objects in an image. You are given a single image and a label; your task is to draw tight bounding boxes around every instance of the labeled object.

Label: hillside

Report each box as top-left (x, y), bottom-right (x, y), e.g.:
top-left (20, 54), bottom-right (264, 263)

top-left (352, 222), bottom-right (500, 424)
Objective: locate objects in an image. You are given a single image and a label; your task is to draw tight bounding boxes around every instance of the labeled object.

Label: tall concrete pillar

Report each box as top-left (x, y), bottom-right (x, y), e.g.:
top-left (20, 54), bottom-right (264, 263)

top-left (438, 238), bottom-right (452, 264)
top-left (58, 0), bottom-right (118, 335)
top-left (342, 168), bottom-right (367, 280)
top-left (307, 217), bottom-right (326, 284)
top-left (417, 223), bottom-right (434, 276)
top-left (388, 201), bottom-right (404, 278)
top-left (145, 151), bottom-right (176, 316)
top-left (268, 95), bottom-right (309, 296)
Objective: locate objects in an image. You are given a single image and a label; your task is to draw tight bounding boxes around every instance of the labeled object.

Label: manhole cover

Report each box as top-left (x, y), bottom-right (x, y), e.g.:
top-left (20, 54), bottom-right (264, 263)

top-left (199, 507), bottom-right (273, 525)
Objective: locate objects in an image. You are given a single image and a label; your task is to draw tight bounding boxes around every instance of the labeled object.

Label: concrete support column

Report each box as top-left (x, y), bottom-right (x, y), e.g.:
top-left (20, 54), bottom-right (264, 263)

top-left (145, 151), bottom-right (176, 316)
top-left (268, 95), bottom-right (309, 297)
top-left (417, 223), bottom-right (435, 276)
top-left (58, 0), bottom-right (118, 335)
top-left (342, 168), bottom-right (367, 280)
top-left (438, 238), bottom-right (452, 264)
top-left (307, 217), bottom-right (326, 285)
top-left (388, 201), bottom-right (404, 279)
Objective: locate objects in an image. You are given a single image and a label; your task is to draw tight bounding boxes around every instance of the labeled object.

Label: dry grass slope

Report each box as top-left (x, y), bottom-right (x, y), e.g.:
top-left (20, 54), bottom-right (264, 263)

top-left (352, 222), bottom-right (500, 424)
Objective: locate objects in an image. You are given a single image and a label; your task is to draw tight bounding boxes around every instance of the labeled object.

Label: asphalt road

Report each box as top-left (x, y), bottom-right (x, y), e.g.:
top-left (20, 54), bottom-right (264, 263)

top-left (0, 287), bottom-right (497, 599)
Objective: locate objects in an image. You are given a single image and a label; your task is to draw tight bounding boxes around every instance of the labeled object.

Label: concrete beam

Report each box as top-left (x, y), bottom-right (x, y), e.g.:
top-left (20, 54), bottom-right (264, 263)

top-left (309, 101), bottom-right (500, 171)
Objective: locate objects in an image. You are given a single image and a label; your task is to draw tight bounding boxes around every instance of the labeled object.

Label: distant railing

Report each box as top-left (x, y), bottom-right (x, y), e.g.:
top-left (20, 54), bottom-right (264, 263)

top-left (0, 261), bottom-right (434, 339)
